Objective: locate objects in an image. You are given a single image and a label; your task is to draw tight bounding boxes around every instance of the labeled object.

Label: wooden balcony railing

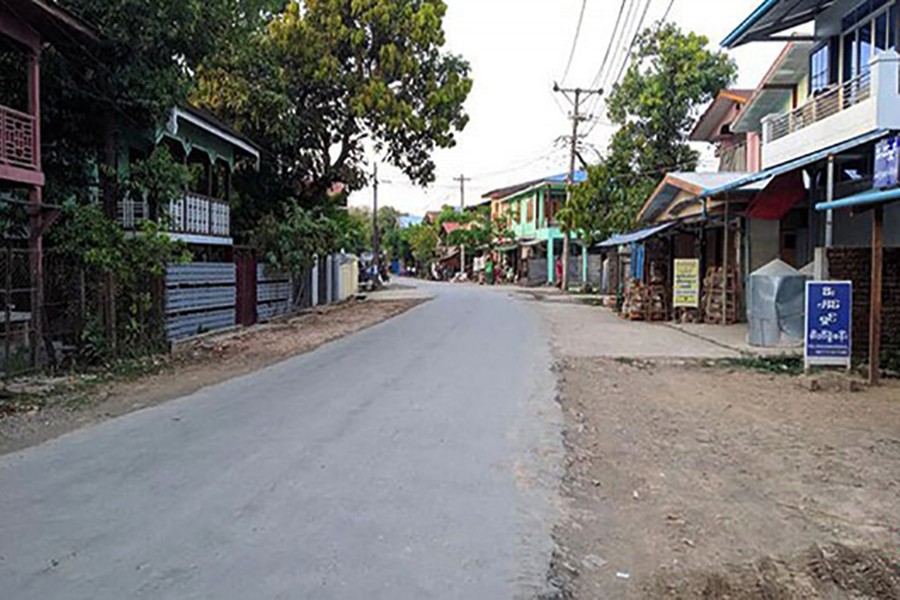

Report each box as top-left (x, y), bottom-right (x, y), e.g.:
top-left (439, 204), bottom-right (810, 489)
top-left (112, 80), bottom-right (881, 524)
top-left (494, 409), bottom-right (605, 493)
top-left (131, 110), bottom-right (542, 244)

top-left (118, 193), bottom-right (231, 238)
top-left (763, 72), bottom-right (872, 143)
top-left (0, 104), bottom-right (37, 171)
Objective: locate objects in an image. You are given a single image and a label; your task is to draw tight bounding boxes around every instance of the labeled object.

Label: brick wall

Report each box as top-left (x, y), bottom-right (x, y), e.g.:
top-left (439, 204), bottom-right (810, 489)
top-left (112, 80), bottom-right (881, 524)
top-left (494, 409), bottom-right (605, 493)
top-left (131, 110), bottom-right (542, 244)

top-left (826, 247), bottom-right (900, 359)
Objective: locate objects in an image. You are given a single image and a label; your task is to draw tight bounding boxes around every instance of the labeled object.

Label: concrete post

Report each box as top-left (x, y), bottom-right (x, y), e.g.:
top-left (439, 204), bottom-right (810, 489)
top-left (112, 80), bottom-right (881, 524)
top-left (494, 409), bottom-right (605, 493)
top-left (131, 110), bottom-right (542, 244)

top-left (547, 238), bottom-right (555, 285)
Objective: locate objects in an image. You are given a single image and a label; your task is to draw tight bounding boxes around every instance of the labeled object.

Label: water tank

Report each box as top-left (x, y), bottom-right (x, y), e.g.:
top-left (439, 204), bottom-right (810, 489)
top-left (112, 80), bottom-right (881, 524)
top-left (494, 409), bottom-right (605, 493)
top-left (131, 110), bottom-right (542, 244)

top-left (747, 259), bottom-right (808, 347)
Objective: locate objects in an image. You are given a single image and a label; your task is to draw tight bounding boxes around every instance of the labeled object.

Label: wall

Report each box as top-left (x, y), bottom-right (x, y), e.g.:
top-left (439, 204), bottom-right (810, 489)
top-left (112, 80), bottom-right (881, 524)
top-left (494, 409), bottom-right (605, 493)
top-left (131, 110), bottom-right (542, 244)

top-left (748, 219), bottom-right (781, 272)
top-left (826, 247), bottom-right (900, 359)
top-left (256, 265), bottom-right (292, 322)
top-left (833, 203), bottom-right (900, 247)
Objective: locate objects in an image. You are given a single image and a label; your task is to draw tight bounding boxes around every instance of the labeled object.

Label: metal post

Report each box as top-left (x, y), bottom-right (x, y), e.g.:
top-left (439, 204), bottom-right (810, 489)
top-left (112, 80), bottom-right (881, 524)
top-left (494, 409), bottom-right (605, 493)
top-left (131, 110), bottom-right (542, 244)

top-left (869, 206), bottom-right (884, 386)
top-left (722, 197), bottom-right (730, 326)
top-left (562, 88), bottom-right (581, 292)
top-left (825, 155), bottom-right (835, 248)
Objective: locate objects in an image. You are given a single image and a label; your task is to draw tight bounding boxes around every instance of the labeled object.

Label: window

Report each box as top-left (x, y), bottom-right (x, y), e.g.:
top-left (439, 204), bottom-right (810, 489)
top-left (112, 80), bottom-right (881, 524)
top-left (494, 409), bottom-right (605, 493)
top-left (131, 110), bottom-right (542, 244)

top-left (809, 44), bottom-right (831, 93)
top-left (526, 199), bottom-right (534, 223)
top-left (841, 0), bottom-right (897, 81)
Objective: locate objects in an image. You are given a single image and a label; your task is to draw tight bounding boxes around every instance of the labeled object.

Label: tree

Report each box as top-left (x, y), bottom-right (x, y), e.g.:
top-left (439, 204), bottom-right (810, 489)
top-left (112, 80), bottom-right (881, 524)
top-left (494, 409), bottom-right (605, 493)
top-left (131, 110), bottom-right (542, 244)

top-left (570, 23), bottom-right (736, 239)
top-left (194, 0), bottom-right (473, 215)
top-left (407, 222), bottom-right (440, 267)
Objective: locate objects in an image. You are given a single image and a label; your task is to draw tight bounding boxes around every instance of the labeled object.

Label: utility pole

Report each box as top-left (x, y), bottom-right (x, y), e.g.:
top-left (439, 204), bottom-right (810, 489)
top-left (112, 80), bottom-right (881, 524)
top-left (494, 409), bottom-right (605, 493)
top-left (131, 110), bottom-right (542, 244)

top-left (453, 173), bottom-right (471, 278)
top-left (453, 173), bottom-right (471, 211)
top-left (372, 163), bottom-right (381, 280)
top-left (553, 83), bottom-right (602, 291)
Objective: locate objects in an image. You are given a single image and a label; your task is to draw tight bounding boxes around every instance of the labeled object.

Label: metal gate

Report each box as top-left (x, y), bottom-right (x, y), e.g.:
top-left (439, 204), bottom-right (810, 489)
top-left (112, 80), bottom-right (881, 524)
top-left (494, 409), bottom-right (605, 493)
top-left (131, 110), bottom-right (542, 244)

top-left (235, 253), bottom-right (257, 328)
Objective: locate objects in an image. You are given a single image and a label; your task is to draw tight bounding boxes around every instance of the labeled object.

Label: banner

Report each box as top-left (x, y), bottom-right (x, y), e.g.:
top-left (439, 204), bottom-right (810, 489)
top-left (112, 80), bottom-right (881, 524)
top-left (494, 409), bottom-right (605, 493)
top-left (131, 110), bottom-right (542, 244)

top-left (673, 259), bottom-right (700, 308)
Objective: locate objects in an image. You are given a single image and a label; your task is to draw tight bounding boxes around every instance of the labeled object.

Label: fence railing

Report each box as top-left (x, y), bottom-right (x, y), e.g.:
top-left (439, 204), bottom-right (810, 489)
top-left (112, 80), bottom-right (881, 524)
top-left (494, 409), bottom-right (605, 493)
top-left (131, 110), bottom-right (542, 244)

top-left (763, 72), bottom-right (872, 143)
top-left (168, 193), bottom-right (230, 237)
top-left (0, 104), bottom-right (37, 171)
top-left (118, 193), bottom-right (231, 238)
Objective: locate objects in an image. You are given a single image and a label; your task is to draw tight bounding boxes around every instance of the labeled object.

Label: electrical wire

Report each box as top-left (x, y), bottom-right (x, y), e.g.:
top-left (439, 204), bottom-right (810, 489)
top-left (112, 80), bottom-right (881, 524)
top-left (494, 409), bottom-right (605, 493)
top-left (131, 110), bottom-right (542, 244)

top-left (588, 0), bottom-right (628, 91)
top-left (561, 0), bottom-right (589, 85)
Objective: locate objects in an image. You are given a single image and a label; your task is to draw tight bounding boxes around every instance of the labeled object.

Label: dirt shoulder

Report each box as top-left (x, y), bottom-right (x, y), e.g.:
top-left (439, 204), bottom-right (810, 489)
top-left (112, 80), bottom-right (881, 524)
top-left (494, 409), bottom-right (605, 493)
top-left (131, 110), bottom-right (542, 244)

top-left (0, 298), bottom-right (424, 456)
top-left (552, 357), bottom-right (900, 599)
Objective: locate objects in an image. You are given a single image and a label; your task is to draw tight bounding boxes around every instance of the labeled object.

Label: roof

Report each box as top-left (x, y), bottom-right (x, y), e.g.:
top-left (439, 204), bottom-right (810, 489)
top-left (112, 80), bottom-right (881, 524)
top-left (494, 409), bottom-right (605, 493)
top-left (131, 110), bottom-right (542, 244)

top-left (398, 215), bottom-right (424, 229)
top-left (638, 171), bottom-right (770, 224)
top-left (0, 0), bottom-right (100, 49)
top-left (597, 222), bottom-right (676, 248)
top-left (732, 42), bottom-right (813, 134)
top-left (482, 170), bottom-right (587, 201)
top-left (722, 0), bottom-right (830, 48)
top-left (175, 105), bottom-right (261, 160)
top-left (690, 89), bottom-right (753, 142)
top-left (442, 222), bottom-right (461, 235)
top-left (698, 129), bottom-right (891, 200)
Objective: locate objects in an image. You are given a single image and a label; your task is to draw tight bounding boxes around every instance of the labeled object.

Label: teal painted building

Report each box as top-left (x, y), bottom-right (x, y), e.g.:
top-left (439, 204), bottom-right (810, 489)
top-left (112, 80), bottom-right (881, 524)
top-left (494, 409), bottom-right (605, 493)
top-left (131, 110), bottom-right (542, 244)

top-left (486, 171), bottom-right (588, 285)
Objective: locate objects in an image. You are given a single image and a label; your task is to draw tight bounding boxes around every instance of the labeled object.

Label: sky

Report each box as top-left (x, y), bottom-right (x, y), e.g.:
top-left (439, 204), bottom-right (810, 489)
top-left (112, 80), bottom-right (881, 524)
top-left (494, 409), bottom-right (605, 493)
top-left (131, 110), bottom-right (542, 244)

top-left (350, 0), bottom-right (784, 216)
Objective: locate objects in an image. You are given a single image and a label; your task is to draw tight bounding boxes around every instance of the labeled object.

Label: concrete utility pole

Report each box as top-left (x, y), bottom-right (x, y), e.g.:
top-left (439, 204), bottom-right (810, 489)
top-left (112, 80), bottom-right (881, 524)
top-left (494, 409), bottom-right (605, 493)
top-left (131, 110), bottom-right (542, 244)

top-left (372, 164), bottom-right (381, 275)
top-left (553, 84), bottom-right (602, 291)
top-left (453, 174), bottom-right (471, 211)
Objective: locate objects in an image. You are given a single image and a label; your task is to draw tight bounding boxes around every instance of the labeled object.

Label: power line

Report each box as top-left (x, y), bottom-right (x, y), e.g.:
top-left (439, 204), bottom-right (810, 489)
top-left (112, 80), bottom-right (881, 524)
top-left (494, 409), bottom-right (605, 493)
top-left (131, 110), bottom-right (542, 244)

top-left (561, 0), bottom-right (589, 85)
top-left (589, 0), bottom-right (629, 90)
top-left (609, 0), bottom-right (654, 89)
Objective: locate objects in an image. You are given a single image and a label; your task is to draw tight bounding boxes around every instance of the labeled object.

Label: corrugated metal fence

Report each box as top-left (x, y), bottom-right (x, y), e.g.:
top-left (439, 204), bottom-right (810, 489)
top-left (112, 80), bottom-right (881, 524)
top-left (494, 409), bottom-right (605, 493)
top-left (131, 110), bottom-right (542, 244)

top-left (165, 263), bottom-right (236, 340)
top-left (256, 265), bottom-right (292, 322)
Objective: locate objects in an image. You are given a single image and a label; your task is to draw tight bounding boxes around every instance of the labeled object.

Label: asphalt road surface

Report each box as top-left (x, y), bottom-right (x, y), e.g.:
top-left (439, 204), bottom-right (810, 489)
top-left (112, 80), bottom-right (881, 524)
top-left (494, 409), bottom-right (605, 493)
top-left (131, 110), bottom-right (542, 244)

top-left (0, 282), bottom-right (563, 599)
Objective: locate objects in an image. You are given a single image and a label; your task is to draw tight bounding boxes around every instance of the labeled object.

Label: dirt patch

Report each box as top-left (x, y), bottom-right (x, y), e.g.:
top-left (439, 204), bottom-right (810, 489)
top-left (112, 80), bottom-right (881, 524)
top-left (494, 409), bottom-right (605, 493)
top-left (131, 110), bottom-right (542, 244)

top-left (553, 357), bottom-right (900, 598)
top-left (0, 299), bottom-right (423, 456)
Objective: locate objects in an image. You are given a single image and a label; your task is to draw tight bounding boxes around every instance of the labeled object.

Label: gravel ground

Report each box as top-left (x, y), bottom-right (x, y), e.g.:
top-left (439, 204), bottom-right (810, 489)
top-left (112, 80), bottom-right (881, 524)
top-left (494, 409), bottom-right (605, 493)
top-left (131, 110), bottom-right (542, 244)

top-left (0, 298), bottom-right (423, 456)
top-left (551, 357), bottom-right (900, 599)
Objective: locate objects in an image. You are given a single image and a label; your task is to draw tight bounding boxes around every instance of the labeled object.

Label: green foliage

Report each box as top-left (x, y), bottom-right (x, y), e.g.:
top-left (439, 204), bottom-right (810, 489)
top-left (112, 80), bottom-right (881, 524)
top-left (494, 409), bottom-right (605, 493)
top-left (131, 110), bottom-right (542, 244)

top-left (253, 201), bottom-right (350, 276)
top-left (407, 222), bottom-right (440, 266)
top-left (195, 0), bottom-right (472, 213)
top-left (569, 23), bottom-right (736, 241)
top-left (127, 146), bottom-right (192, 224)
top-left (48, 204), bottom-right (191, 357)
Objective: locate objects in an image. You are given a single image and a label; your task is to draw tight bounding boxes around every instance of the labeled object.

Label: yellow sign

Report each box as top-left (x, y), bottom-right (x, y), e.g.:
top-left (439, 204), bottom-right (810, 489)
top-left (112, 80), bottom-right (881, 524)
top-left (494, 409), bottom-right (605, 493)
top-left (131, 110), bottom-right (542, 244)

top-left (673, 259), bottom-right (700, 308)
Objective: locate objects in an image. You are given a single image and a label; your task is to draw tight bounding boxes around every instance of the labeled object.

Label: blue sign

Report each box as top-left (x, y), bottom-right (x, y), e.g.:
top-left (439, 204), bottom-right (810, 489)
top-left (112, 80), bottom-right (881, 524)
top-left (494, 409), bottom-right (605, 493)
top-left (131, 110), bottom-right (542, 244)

top-left (805, 281), bottom-right (852, 368)
top-left (874, 137), bottom-right (900, 190)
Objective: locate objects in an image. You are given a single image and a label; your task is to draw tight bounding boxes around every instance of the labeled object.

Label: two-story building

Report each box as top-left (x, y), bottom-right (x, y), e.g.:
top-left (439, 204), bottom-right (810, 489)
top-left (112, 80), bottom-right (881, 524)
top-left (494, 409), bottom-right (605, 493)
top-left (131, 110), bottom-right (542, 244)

top-left (718, 0), bottom-right (900, 381)
top-left (482, 170), bottom-right (590, 286)
top-left (0, 0), bottom-right (98, 367)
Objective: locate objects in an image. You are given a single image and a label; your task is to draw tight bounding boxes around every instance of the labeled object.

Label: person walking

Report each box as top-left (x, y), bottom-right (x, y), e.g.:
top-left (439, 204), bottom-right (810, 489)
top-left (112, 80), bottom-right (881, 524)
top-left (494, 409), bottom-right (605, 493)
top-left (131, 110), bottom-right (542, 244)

top-left (555, 257), bottom-right (563, 290)
top-left (485, 255), bottom-right (495, 286)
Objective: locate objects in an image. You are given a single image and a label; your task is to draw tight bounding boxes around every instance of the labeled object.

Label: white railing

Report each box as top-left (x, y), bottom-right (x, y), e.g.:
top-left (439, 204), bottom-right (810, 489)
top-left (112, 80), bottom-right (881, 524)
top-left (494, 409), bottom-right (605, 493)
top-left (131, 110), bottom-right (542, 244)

top-left (118, 193), bottom-right (230, 238)
top-left (763, 72), bottom-right (872, 143)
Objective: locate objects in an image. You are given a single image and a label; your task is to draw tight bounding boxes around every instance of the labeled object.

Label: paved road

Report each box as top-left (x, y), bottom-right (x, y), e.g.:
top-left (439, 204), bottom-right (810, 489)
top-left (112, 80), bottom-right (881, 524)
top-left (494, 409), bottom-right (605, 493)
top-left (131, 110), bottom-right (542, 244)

top-left (0, 282), bottom-right (563, 599)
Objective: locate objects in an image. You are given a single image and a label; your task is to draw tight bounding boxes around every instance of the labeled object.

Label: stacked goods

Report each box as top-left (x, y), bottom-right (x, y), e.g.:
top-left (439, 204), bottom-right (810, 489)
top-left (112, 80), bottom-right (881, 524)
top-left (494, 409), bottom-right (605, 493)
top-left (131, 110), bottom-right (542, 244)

top-left (646, 272), bottom-right (669, 322)
top-left (702, 266), bottom-right (739, 325)
top-left (622, 279), bottom-right (647, 320)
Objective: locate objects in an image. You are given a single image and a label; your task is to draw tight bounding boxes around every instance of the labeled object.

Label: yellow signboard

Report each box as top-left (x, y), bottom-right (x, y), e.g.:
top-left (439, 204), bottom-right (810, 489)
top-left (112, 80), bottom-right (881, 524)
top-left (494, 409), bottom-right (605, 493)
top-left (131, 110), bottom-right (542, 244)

top-left (673, 259), bottom-right (700, 308)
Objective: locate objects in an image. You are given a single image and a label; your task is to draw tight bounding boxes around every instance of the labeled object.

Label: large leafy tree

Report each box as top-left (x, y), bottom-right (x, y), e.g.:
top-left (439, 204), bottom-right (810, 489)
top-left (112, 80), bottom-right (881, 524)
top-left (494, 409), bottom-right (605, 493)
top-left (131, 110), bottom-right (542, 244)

top-left (570, 23), bottom-right (736, 240)
top-left (195, 0), bottom-right (472, 216)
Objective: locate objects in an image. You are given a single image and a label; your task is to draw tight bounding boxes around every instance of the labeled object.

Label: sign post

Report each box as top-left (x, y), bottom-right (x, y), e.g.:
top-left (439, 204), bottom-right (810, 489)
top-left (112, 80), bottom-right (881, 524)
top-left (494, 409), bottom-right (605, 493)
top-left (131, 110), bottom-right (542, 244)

top-left (804, 281), bottom-right (852, 371)
top-left (673, 259), bottom-right (700, 308)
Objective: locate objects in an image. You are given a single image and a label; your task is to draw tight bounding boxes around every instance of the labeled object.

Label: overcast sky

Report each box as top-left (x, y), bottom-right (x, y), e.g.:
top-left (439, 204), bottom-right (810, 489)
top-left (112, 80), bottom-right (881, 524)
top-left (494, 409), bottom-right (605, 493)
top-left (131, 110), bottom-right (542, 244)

top-left (350, 0), bottom-right (783, 215)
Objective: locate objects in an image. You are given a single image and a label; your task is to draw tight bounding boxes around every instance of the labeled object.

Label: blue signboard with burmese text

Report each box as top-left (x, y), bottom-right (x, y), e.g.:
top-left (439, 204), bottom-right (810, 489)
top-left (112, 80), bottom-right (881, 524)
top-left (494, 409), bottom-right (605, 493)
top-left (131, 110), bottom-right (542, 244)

top-left (874, 136), bottom-right (900, 190)
top-left (805, 281), bottom-right (852, 369)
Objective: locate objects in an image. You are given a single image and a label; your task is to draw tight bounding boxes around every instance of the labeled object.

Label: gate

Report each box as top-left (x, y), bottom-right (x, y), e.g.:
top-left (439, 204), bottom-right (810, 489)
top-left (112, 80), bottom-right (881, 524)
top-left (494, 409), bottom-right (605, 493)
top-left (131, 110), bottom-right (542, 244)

top-left (235, 253), bottom-right (257, 328)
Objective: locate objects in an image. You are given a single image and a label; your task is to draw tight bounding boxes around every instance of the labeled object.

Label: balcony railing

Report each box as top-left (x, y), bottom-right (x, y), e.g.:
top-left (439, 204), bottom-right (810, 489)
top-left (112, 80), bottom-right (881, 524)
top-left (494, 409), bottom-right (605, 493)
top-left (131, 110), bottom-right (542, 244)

top-left (118, 192), bottom-right (230, 238)
top-left (763, 73), bottom-right (872, 143)
top-left (0, 104), bottom-right (37, 171)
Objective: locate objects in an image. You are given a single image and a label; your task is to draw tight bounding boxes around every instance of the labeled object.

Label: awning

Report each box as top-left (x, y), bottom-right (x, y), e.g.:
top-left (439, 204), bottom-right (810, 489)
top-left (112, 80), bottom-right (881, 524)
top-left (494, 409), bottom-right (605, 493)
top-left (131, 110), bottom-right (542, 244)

top-left (596, 222), bottom-right (675, 248)
top-left (698, 129), bottom-right (891, 200)
top-left (816, 186), bottom-right (900, 212)
top-left (722, 0), bottom-right (827, 48)
top-left (496, 243), bottom-right (518, 252)
top-left (746, 171), bottom-right (806, 220)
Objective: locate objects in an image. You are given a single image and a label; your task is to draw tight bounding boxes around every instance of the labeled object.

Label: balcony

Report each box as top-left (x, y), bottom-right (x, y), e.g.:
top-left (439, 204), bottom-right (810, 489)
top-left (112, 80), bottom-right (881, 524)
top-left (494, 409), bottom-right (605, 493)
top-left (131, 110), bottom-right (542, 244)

top-left (118, 192), bottom-right (231, 244)
top-left (760, 52), bottom-right (900, 169)
top-left (0, 104), bottom-right (41, 185)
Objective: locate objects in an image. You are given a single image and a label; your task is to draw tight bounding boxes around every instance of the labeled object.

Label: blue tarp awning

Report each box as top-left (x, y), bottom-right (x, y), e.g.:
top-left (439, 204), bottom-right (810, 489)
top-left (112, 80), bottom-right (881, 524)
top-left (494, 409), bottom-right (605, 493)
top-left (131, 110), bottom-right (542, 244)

top-left (596, 222), bottom-right (675, 249)
top-left (816, 187), bottom-right (900, 212)
top-left (697, 129), bottom-right (891, 200)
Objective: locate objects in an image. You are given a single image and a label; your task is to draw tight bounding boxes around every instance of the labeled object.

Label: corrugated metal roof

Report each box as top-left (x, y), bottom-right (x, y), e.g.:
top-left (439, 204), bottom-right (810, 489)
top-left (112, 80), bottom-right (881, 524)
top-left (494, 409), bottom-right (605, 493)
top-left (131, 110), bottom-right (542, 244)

top-left (722, 0), bottom-right (827, 48)
top-left (816, 186), bottom-right (900, 212)
top-left (597, 222), bottom-right (676, 248)
top-left (698, 129), bottom-right (891, 199)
